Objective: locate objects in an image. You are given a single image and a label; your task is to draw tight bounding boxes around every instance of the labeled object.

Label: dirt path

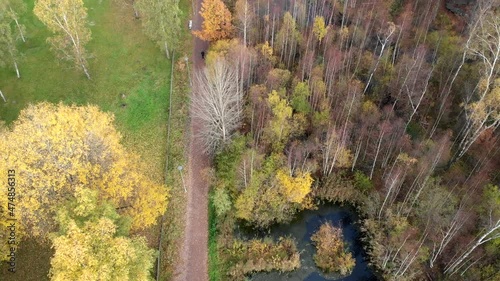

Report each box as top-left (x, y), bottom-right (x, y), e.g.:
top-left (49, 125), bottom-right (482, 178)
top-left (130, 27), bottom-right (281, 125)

top-left (172, 0), bottom-right (209, 280)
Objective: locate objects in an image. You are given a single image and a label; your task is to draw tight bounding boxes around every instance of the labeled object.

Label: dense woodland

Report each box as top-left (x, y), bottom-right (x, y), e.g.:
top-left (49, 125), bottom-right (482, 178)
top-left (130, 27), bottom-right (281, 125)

top-left (195, 0), bottom-right (500, 280)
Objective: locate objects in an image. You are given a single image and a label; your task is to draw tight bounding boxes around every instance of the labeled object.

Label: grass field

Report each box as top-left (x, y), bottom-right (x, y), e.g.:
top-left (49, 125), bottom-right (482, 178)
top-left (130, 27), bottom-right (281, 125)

top-left (0, 0), bottom-right (192, 279)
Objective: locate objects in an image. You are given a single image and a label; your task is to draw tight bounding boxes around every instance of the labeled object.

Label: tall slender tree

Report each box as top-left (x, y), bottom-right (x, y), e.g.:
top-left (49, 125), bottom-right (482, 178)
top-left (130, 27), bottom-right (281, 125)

top-left (0, 0), bottom-right (26, 42)
top-left (235, 0), bottom-right (254, 47)
top-left (0, 0), bottom-right (25, 78)
top-left (457, 7), bottom-right (500, 158)
top-left (34, 0), bottom-right (91, 79)
top-left (0, 19), bottom-right (21, 78)
top-left (135, 0), bottom-right (182, 59)
top-left (193, 58), bottom-right (242, 153)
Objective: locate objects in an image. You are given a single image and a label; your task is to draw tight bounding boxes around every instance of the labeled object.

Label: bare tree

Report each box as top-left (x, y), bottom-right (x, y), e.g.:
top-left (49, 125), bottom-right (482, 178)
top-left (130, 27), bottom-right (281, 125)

top-left (193, 59), bottom-right (242, 154)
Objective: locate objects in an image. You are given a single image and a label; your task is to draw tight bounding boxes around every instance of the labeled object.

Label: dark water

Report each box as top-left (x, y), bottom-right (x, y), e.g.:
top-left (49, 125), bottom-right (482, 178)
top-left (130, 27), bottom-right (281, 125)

top-left (237, 205), bottom-right (379, 281)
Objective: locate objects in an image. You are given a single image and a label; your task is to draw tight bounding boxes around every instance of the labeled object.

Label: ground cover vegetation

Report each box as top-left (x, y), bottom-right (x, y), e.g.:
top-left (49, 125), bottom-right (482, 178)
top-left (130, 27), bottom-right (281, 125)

top-left (311, 222), bottom-right (355, 275)
top-left (197, 0), bottom-right (500, 280)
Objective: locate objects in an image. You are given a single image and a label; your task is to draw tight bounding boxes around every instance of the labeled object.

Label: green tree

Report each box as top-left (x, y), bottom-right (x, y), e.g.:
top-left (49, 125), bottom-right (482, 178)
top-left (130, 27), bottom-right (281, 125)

top-left (353, 171), bottom-right (373, 193)
top-left (34, 0), bottom-right (92, 79)
top-left (0, 0), bottom-right (25, 78)
top-left (291, 81), bottom-right (311, 114)
top-left (0, 103), bottom-right (168, 238)
top-left (49, 189), bottom-right (156, 281)
top-left (135, 0), bottom-right (182, 59)
top-left (0, 19), bottom-right (21, 78)
top-left (212, 188), bottom-right (231, 216)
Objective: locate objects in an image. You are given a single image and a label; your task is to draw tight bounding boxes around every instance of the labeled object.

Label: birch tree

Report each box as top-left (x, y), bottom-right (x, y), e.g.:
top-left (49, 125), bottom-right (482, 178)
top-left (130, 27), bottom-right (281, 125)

top-left (193, 58), bottom-right (241, 153)
top-left (34, 0), bottom-right (91, 79)
top-left (0, 20), bottom-right (21, 78)
top-left (275, 12), bottom-right (301, 68)
top-left (50, 189), bottom-right (156, 281)
top-left (0, 0), bottom-right (26, 43)
top-left (135, 0), bottom-right (182, 59)
top-left (235, 0), bottom-right (254, 47)
top-left (457, 6), bottom-right (500, 158)
top-left (363, 21), bottom-right (396, 94)
top-left (444, 184), bottom-right (500, 276)
top-left (322, 128), bottom-right (352, 177)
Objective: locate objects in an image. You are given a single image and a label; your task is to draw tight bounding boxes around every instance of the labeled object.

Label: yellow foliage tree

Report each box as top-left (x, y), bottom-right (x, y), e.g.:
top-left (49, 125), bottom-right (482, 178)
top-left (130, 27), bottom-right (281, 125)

top-left (193, 0), bottom-right (233, 41)
top-left (0, 103), bottom-right (168, 238)
top-left (265, 90), bottom-right (293, 151)
top-left (235, 153), bottom-right (314, 227)
top-left (49, 189), bottom-right (156, 281)
top-left (205, 38), bottom-right (239, 65)
top-left (0, 171), bottom-right (12, 262)
top-left (312, 16), bottom-right (327, 42)
top-left (276, 169), bottom-right (313, 204)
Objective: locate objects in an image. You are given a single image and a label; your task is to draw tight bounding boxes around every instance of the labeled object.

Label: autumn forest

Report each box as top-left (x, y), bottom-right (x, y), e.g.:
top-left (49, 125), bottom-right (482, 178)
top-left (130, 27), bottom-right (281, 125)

top-left (197, 0), bottom-right (499, 280)
top-left (0, 0), bottom-right (499, 280)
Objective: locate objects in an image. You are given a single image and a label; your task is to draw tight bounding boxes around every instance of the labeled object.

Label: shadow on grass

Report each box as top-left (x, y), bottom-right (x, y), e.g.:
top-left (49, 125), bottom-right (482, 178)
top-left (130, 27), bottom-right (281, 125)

top-left (0, 239), bottom-right (52, 281)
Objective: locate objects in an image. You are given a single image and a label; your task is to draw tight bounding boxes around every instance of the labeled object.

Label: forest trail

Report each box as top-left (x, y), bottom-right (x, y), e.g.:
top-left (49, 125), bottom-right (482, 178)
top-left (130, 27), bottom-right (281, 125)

top-left (172, 0), bottom-right (209, 279)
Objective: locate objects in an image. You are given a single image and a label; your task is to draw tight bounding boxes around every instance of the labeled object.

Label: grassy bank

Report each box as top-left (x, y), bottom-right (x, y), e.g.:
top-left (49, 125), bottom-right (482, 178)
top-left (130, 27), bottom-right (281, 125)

top-left (209, 193), bottom-right (222, 281)
top-left (155, 0), bottom-right (193, 279)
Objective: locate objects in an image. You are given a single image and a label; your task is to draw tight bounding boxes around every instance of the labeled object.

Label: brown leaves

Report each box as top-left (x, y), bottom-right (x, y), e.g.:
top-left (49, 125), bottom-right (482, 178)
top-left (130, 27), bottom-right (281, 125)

top-left (311, 222), bottom-right (355, 275)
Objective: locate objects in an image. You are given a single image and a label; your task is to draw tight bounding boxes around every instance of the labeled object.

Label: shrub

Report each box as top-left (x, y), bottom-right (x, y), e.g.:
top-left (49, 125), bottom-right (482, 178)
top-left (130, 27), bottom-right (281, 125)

top-left (311, 222), bottom-right (355, 275)
top-left (353, 171), bottom-right (373, 193)
top-left (227, 237), bottom-right (300, 279)
top-left (212, 187), bottom-right (232, 217)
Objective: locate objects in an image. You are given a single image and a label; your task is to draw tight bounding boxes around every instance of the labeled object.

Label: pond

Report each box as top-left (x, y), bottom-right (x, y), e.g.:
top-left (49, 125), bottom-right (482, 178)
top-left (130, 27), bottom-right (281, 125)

top-left (237, 205), bottom-right (379, 281)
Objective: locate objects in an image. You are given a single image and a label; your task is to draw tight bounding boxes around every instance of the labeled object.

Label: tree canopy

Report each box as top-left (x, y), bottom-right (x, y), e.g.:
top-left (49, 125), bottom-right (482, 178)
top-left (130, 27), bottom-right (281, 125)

top-left (193, 0), bottom-right (233, 41)
top-left (49, 189), bottom-right (156, 281)
top-left (0, 103), bottom-right (168, 238)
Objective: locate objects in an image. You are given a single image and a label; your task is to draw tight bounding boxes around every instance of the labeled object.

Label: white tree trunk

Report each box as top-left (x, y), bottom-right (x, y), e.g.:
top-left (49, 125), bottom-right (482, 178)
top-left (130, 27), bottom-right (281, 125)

top-left (82, 63), bottom-right (91, 80)
top-left (445, 220), bottom-right (500, 275)
top-left (0, 90), bottom-right (6, 103)
top-left (370, 129), bottom-right (384, 179)
top-left (164, 42), bottom-right (170, 59)
top-left (14, 61), bottom-right (20, 78)
top-left (13, 17), bottom-right (26, 43)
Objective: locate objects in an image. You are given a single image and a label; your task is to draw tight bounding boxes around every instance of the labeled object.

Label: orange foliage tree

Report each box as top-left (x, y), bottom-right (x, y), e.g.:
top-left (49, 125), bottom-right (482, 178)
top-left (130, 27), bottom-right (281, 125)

top-left (193, 0), bottom-right (233, 41)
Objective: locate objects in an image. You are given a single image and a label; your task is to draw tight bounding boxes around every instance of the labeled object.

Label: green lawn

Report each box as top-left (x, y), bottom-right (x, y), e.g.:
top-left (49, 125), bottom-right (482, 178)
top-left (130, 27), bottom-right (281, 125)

top-left (0, 0), bottom-right (192, 279)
